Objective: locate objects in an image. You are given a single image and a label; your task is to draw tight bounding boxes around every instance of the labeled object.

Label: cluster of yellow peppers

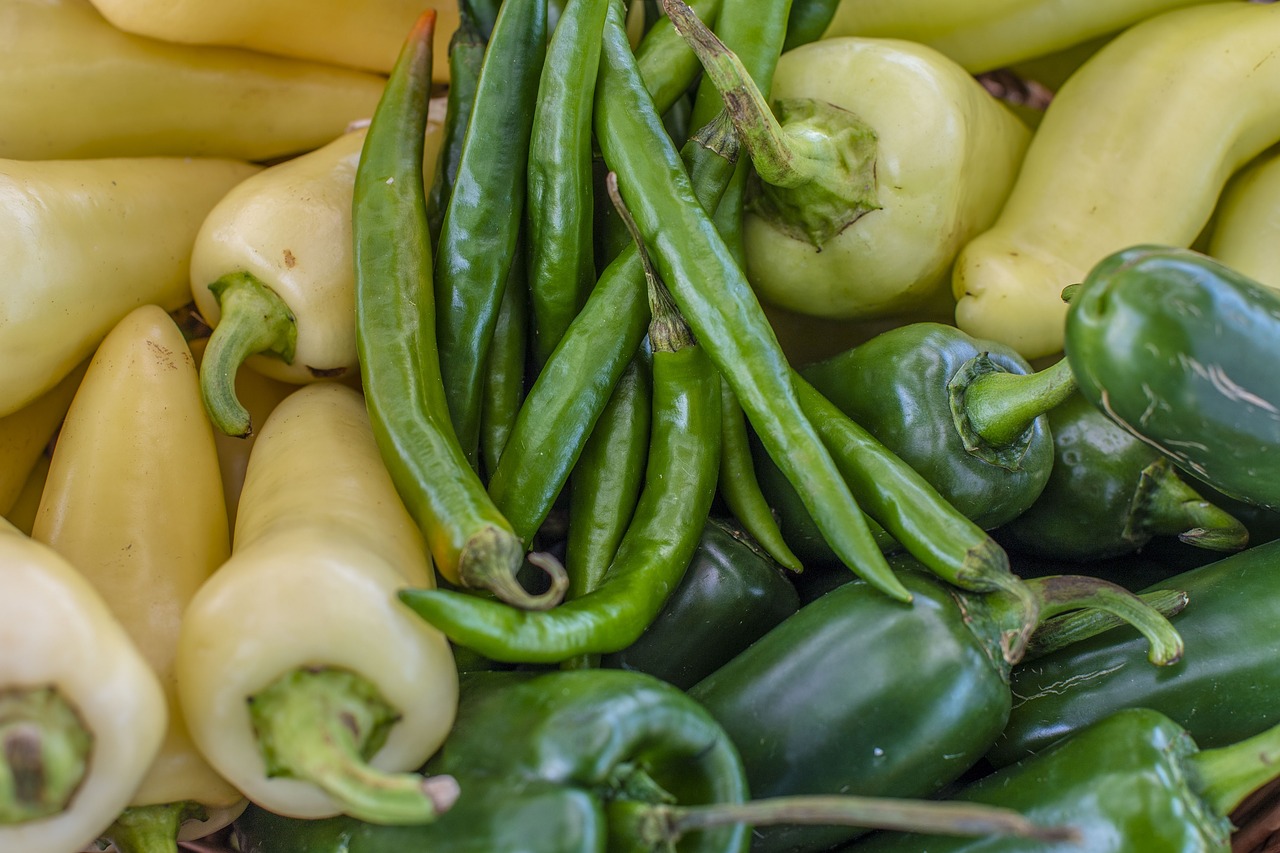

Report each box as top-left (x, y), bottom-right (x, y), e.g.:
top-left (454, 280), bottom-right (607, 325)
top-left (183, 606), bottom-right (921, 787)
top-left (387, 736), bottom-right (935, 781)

top-left (4, 0), bottom-right (1280, 851)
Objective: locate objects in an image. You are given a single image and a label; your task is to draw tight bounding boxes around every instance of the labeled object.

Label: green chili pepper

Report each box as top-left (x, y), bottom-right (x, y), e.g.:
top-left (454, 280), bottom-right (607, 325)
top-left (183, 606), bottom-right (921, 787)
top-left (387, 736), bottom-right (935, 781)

top-left (434, 0), bottom-right (546, 466)
top-left (601, 517), bottom-right (801, 689)
top-left (1065, 244), bottom-right (1280, 511)
top-left (479, 239), bottom-right (529, 477)
top-left (992, 537), bottom-right (1280, 767)
top-left (353, 9), bottom-right (564, 609)
top-left (848, 706), bottom-right (1280, 853)
top-left (997, 390), bottom-right (1248, 561)
top-left (689, 558), bottom-right (1183, 853)
top-left (595, 0), bottom-right (910, 604)
top-left (783, 0), bottom-right (840, 50)
top-left (634, 0), bottom-right (721, 116)
top-left (426, 0), bottom-right (486, 250)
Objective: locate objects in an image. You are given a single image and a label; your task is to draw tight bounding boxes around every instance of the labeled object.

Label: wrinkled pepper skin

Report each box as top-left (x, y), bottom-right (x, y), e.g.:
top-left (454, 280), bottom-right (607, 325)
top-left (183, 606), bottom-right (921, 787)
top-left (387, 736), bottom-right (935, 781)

top-left (689, 565), bottom-right (1014, 853)
top-left (601, 518), bottom-right (801, 690)
top-left (0, 0), bottom-right (389, 161)
top-left (847, 708), bottom-right (1231, 853)
top-left (1065, 245), bottom-right (1280, 510)
top-left (992, 538), bottom-right (1280, 766)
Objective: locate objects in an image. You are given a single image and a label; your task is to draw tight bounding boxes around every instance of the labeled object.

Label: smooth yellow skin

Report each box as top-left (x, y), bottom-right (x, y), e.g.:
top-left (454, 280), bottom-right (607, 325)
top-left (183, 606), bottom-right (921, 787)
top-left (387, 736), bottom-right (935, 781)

top-left (0, 0), bottom-right (390, 161)
top-left (87, 0), bottom-right (459, 82)
top-left (953, 1), bottom-right (1280, 360)
top-left (177, 383), bottom-right (457, 820)
top-left (189, 116), bottom-right (444, 385)
top-left (822, 0), bottom-right (1232, 73)
top-left (33, 306), bottom-right (244, 833)
top-left (5, 451), bottom-right (49, 536)
top-left (0, 361), bottom-right (86, 516)
top-left (1208, 147), bottom-right (1280, 293)
top-left (743, 38), bottom-right (1029, 321)
top-left (0, 517), bottom-right (167, 853)
top-left (0, 155), bottom-right (258, 419)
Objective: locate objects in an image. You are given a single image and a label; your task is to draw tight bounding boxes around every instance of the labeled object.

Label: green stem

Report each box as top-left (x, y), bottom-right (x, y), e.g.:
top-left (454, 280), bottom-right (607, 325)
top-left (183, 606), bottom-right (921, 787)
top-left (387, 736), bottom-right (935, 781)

top-left (247, 668), bottom-right (459, 825)
top-left (0, 687), bottom-right (92, 825)
top-left (1136, 459), bottom-right (1250, 552)
top-left (101, 802), bottom-right (206, 853)
top-left (960, 356), bottom-right (1077, 450)
top-left (1024, 575), bottom-right (1185, 666)
top-left (1193, 718), bottom-right (1280, 817)
top-left (199, 271), bottom-right (297, 438)
top-left (1022, 588), bottom-right (1190, 662)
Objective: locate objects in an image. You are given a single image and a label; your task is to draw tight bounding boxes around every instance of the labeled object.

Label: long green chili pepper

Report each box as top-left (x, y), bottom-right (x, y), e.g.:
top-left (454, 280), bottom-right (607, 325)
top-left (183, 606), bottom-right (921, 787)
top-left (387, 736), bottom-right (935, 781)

top-left (426, 0), bottom-right (487, 251)
top-left (486, 110), bottom-right (740, 546)
top-left (353, 9), bottom-right (565, 610)
top-left (634, 0), bottom-right (720, 116)
top-left (527, 0), bottom-right (608, 368)
top-left (595, 0), bottom-right (911, 603)
top-left (399, 174), bottom-right (723, 664)
top-left (783, 0), bottom-right (841, 51)
top-left (433, 0), bottom-right (546, 467)
top-left (479, 238), bottom-right (529, 478)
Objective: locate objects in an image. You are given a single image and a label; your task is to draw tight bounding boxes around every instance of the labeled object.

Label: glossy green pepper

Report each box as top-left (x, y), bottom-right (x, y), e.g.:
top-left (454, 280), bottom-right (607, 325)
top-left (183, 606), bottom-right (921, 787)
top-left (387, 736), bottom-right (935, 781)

top-left (600, 517), bottom-right (801, 690)
top-left (846, 706), bottom-right (1280, 853)
top-left (996, 391), bottom-right (1248, 561)
top-left (1065, 245), bottom-right (1280, 510)
top-left (688, 559), bottom-right (1182, 853)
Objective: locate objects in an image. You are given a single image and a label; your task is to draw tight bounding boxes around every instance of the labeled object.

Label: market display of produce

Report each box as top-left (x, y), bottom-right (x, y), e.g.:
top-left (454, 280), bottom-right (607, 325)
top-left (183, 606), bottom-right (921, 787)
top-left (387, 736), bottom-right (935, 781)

top-left (4, 0), bottom-right (1280, 851)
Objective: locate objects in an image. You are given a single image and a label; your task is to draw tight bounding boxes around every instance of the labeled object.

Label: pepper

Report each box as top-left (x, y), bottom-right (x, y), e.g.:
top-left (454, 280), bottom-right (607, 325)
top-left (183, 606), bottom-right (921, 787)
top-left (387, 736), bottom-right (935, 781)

top-left (1064, 245), bottom-right (1280, 510)
top-left (4, 451), bottom-right (48, 536)
top-left (0, 516), bottom-right (167, 853)
top-left (83, 0), bottom-right (460, 79)
top-left (848, 706), bottom-right (1280, 853)
top-left (663, 0), bottom-right (1030, 321)
top-left (0, 0), bottom-right (391, 161)
top-left (0, 360), bottom-right (86, 517)
top-left (991, 537), bottom-right (1280, 767)
top-left (426, 0), bottom-right (486, 250)
top-left (175, 383), bottom-right (459, 824)
top-left (1208, 145), bottom-right (1280, 293)
top-left (688, 558), bottom-right (1182, 853)
top-left (0, 154), bottom-right (257, 418)
top-left (601, 517), bottom-right (801, 690)
top-left (996, 390), bottom-right (1249, 562)
top-left (32, 305), bottom-right (244, 851)
top-left (952, 1), bottom-right (1280, 360)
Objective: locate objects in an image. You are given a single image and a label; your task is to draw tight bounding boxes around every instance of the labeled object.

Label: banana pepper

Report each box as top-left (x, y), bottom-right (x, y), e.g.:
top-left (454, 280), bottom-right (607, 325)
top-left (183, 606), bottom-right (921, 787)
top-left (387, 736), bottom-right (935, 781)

top-left (176, 383), bottom-right (459, 824)
top-left (952, 0), bottom-right (1280, 359)
top-left (0, 154), bottom-right (257, 419)
top-left (1208, 145), bottom-right (1280, 293)
top-left (0, 0), bottom-right (389, 161)
top-left (85, 0), bottom-right (458, 81)
top-left (0, 361), bottom-right (86, 516)
top-left (0, 516), bottom-right (167, 853)
top-left (33, 305), bottom-right (245, 852)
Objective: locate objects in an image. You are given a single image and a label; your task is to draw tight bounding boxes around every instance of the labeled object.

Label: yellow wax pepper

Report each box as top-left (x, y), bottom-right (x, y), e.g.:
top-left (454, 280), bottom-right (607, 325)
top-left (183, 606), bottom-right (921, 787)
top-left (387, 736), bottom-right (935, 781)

top-left (1208, 147), bottom-right (1280, 293)
top-left (952, 0), bottom-right (1280, 359)
top-left (0, 0), bottom-right (390, 161)
top-left (86, 0), bottom-right (459, 82)
top-left (4, 452), bottom-right (49, 536)
top-left (177, 383), bottom-right (459, 824)
top-left (0, 517), bottom-right (167, 853)
top-left (33, 305), bottom-right (246, 852)
top-left (0, 154), bottom-right (257, 419)
top-left (0, 362), bottom-right (86, 517)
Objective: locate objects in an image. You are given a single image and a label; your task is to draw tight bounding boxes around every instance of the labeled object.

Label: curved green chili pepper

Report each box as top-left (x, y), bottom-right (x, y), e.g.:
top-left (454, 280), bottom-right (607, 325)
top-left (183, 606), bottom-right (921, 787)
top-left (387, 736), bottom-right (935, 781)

top-left (352, 9), bottom-right (564, 609)
top-left (434, 0), bottom-right (547, 467)
top-left (426, 0), bottom-right (486, 250)
top-left (595, 0), bottom-right (910, 603)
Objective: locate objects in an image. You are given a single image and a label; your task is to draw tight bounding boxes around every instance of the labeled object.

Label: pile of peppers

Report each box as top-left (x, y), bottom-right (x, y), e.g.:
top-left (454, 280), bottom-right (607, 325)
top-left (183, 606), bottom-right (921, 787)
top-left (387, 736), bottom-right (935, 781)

top-left (5, 1), bottom-right (1280, 852)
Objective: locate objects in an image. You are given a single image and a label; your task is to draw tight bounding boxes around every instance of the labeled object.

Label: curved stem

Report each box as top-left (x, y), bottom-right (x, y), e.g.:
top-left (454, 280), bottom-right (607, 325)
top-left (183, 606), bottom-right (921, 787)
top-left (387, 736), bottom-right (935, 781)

top-left (1023, 588), bottom-right (1189, 663)
top-left (1025, 575), bottom-right (1185, 666)
top-left (961, 356), bottom-right (1077, 450)
top-left (1135, 459), bottom-right (1249, 552)
top-left (101, 801), bottom-right (205, 853)
top-left (459, 527), bottom-right (568, 611)
top-left (247, 668), bottom-right (459, 825)
top-left (199, 271), bottom-right (297, 438)
top-left (1194, 718), bottom-right (1280, 817)
top-left (0, 687), bottom-right (92, 825)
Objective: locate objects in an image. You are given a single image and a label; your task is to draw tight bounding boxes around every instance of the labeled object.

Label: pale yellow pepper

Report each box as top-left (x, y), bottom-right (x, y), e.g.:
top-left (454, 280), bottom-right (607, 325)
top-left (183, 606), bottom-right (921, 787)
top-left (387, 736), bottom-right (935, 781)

top-left (0, 0), bottom-right (390, 161)
top-left (952, 1), bottom-right (1280, 359)
top-left (0, 155), bottom-right (257, 418)
top-left (86, 0), bottom-right (459, 82)
top-left (33, 305), bottom-right (245, 850)
top-left (0, 517), bottom-right (167, 853)
top-left (4, 451), bottom-right (48, 536)
top-left (1208, 146), bottom-right (1280, 293)
top-left (0, 361), bottom-right (86, 516)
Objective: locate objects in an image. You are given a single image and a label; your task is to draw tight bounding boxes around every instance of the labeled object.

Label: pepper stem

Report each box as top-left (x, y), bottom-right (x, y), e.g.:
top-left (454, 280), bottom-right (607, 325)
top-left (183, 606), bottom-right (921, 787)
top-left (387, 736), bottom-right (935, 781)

top-left (199, 271), bottom-right (298, 438)
top-left (1192, 718), bottom-right (1280, 816)
top-left (459, 527), bottom-right (568, 610)
top-left (247, 667), bottom-right (459, 825)
top-left (1023, 575), bottom-right (1185, 666)
top-left (1134, 458), bottom-right (1250, 552)
top-left (100, 801), bottom-right (206, 853)
top-left (957, 356), bottom-right (1078, 451)
top-left (0, 687), bottom-right (92, 824)
top-left (623, 794), bottom-right (1080, 847)
top-left (1022, 588), bottom-right (1190, 662)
